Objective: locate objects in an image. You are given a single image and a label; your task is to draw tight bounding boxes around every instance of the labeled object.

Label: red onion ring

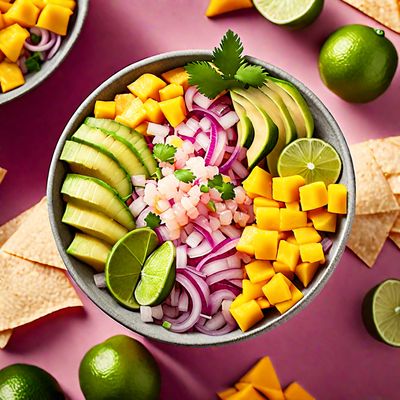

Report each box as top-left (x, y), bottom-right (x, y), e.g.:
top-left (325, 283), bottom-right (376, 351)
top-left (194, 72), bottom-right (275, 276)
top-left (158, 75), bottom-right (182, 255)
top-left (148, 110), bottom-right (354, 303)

top-left (209, 290), bottom-right (236, 315)
top-left (196, 238), bottom-right (240, 271)
top-left (25, 30), bottom-right (56, 52)
top-left (47, 34), bottom-right (61, 60)
top-left (205, 268), bottom-right (244, 286)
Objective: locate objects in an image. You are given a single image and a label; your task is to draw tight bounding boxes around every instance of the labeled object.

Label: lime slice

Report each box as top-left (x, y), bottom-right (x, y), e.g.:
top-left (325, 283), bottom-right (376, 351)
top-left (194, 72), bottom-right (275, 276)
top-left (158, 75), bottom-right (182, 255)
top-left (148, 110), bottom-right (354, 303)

top-left (277, 138), bottom-right (342, 184)
top-left (362, 279), bottom-right (400, 347)
top-left (253, 0), bottom-right (324, 29)
top-left (135, 241), bottom-right (176, 306)
top-left (105, 228), bottom-right (159, 310)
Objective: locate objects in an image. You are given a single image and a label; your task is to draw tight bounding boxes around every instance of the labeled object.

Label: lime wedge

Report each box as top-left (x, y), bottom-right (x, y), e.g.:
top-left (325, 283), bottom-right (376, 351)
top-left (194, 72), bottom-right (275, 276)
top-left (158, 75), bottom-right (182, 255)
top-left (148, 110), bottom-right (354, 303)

top-left (277, 138), bottom-right (342, 184)
top-left (135, 241), bottom-right (176, 306)
top-left (362, 279), bottom-right (400, 348)
top-left (253, 0), bottom-right (324, 29)
top-left (105, 228), bottom-right (159, 310)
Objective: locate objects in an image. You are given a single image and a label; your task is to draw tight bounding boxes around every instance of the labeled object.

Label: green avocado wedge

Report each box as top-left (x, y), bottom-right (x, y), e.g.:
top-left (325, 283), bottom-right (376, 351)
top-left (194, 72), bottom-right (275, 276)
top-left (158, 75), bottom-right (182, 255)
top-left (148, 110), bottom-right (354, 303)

top-left (231, 97), bottom-right (254, 148)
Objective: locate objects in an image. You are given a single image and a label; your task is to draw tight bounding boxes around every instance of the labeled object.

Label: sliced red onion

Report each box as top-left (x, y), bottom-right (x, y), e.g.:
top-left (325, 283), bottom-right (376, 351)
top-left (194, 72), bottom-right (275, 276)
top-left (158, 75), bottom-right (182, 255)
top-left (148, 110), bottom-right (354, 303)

top-left (193, 91), bottom-right (214, 109)
top-left (186, 230), bottom-right (203, 248)
top-left (206, 268), bottom-right (244, 286)
top-left (184, 223), bottom-right (194, 235)
top-left (93, 273), bottom-right (106, 288)
top-left (186, 117), bottom-right (200, 133)
top-left (322, 237), bottom-right (333, 253)
top-left (46, 34), bottom-right (61, 60)
top-left (195, 132), bottom-right (210, 150)
top-left (164, 311), bottom-right (190, 324)
top-left (230, 279), bottom-right (243, 288)
top-left (210, 102), bottom-right (230, 117)
top-left (193, 222), bottom-right (215, 247)
top-left (219, 111), bottom-right (240, 130)
top-left (136, 187), bottom-right (145, 197)
top-left (176, 122), bottom-right (195, 137)
top-left (205, 311), bottom-right (226, 330)
top-left (196, 238), bottom-right (240, 271)
top-left (219, 143), bottom-right (242, 174)
top-left (209, 290), bottom-right (236, 314)
top-left (17, 56), bottom-right (28, 75)
top-left (176, 245), bottom-right (188, 269)
top-left (131, 175), bottom-right (146, 187)
top-left (199, 117), bottom-right (211, 132)
top-left (226, 127), bottom-right (237, 142)
top-left (202, 259), bottom-right (228, 277)
top-left (129, 197), bottom-right (147, 217)
top-left (211, 229), bottom-right (226, 245)
top-left (162, 304), bottom-right (180, 318)
top-left (170, 285), bottom-right (181, 307)
top-left (178, 134), bottom-right (196, 143)
top-left (204, 117), bottom-right (218, 166)
top-left (177, 265), bottom-right (206, 278)
top-left (180, 269), bottom-right (210, 313)
top-left (140, 306), bottom-right (154, 323)
top-left (210, 130), bottom-right (227, 166)
top-left (227, 254), bottom-right (242, 268)
top-left (136, 207), bottom-right (151, 228)
top-left (184, 86), bottom-right (198, 111)
top-left (178, 290), bottom-right (189, 312)
top-left (187, 239), bottom-right (212, 258)
top-left (25, 28), bottom-right (51, 51)
top-left (155, 225), bottom-right (170, 241)
top-left (209, 281), bottom-right (241, 296)
top-left (151, 305), bottom-right (163, 320)
top-left (237, 147), bottom-right (247, 161)
top-left (231, 159), bottom-right (249, 179)
top-left (194, 321), bottom-right (236, 336)
top-left (147, 122), bottom-right (170, 137)
top-left (222, 300), bottom-right (236, 326)
top-left (219, 225), bottom-right (242, 239)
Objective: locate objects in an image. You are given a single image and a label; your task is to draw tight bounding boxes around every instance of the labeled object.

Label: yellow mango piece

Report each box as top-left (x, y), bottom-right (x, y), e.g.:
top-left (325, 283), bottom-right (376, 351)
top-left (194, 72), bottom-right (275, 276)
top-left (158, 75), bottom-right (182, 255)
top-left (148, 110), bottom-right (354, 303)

top-left (226, 384), bottom-right (264, 400)
top-left (299, 181), bottom-right (328, 211)
top-left (242, 279), bottom-right (266, 300)
top-left (245, 260), bottom-right (274, 283)
top-left (36, 3), bottom-right (72, 35)
top-left (230, 299), bottom-right (263, 332)
top-left (253, 197), bottom-right (280, 213)
top-left (285, 201), bottom-right (300, 211)
top-left (0, 23), bottom-right (29, 62)
top-left (94, 101), bottom-right (116, 120)
top-left (256, 297), bottom-right (271, 309)
top-left (135, 122), bottom-right (148, 135)
top-left (0, 12), bottom-right (5, 29)
top-left (115, 97), bottom-right (147, 129)
top-left (278, 231), bottom-right (289, 240)
top-left (308, 208), bottom-right (337, 232)
top-left (128, 73), bottom-right (166, 102)
top-left (276, 240), bottom-right (299, 270)
top-left (234, 383), bottom-right (250, 391)
top-left (262, 273), bottom-right (292, 305)
top-left (256, 207), bottom-right (280, 230)
top-left (161, 67), bottom-right (189, 90)
top-left (295, 262), bottom-right (320, 287)
top-left (159, 96), bottom-right (187, 128)
top-left (230, 293), bottom-right (247, 309)
top-left (275, 282), bottom-right (304, 314)
top-left (293, 227), bottom-right (321, 245)
top-left (44, 0), bottom-right (76, 11)
top-left (254, 230), bottom-right (279, 260)
top-left (280, 208), bottom-right (308, 231)
top-left (328, 183), bottom-right (347, 214)
top-left (0, 2), bottom-right (12, 12)
top-left (206, 0), bottom-right (253, 17)
top-left (0, 60), bottom-right (24, 92)
top-left (272, 175), bottom-right (305, 203)
top-left (217, 388), bottom-right (237, 399)
top-left (272, 261), bottom-right (294, 280)
top-left (159, 83), bottom-right (183, 101)
top-left (284, 382), bottom-right (316, 400)
top-left (254, 386), bottom-right (285, 400)
top-left (239, 356), bottom-right (282, 391)
top-left (299, 243), bottom-right (325, 263)
top-left (143, 98), bottom-right (164, 124)
top-left (236, 225), bottom-right (259, 256)
top-left (286, 235), bottom-right (297, 245)
top-left (32, 0), bottom-right (45, 8)
top-left (115, 93), bottom-right (135, 116)
top-left (8, 0), bottom-right (40, 27)
top-left (242, 167), bottom-right (272, 199)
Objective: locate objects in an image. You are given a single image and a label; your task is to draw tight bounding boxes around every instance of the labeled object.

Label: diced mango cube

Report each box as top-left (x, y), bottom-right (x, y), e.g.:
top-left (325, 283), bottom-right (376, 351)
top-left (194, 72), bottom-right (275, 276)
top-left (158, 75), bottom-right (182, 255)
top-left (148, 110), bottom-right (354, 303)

top-left (161, 67), bottom-right (189, 90)
top-left (0, 23), bottom-right (29, 62)
top-left (299, 181), bottom-right (328, 211)
top-left (159, 83), bottom-right (184, 101)
top-left (254, 230), bottom-right (279, 260)
top-left (242, 279), bottom-right (266, 300)
top-left (285, 201), bottom-right (300, 211)
top-left (299, 243), bottom-right (325, 263)
top-left (280, 209), bottom-right (307, 231)
top-left (242, 167), bottom-right (272, 199)
top-left (276, 240), bottom-right (299, 270)
top-left (272, 261), bottom-right (294, 280)
top-left (230, 293), bottom-right (247, 309)
top-left (159, 96), bottom-right (186, 127)
top-left (253, 197), bottom-right (280, 213)
top-left (245, 260), bottom-right (274, 283)
top-left (230, 299), bottom-right (263, 332)
top-left (135, 122), bottom-right (148, 135)
top-left (272, 175), bottom-right (305, 202)
top-left (128, 73), bottom-right (166, 102)
top-left (236, 226), bottom-right (258, 255)
top-left (253, 387), bottom-right (285, 400)
top-left (278, 231), bottom-right (289, 240)
top-left (94, 100), bottom-right (116, 119)
top-left (143, 98), bottom-right (164, 124)
top-left (308, 208), bottom-right (337, 232)
top-left (226, 384), bottom-right (265, 400)
top-left (0, 3), bottom-right (12, 13)
top-left (256, 207), bottom-right (280, 230)
top-left (217, 388), bottom-right (237, 399)
top-left (32, 0), bottom-right (46, 9)
top-left (328, 183), bottom-right (347, 214)
top-left (286, 235), bottom-right (297, 245)
top-left (206, 0), bottom-right (253, 18)
top-left (36, 4), bottom-right (72, 35)
top-left (275, 282), bottom-right (304, 314)
top-left (115, 97), bottom-right (147, 129)
top-left (295, 262), bottom-right (320, 288)
top-left (262, 273), bottom-right (292, 305)
top-left (115, 93), bottom-right (135, 116)
top-left (256, 297), bottom-right (271, 309)
top-left (44, 0), bottom-right (76, 11)
top-left (0, 14), bottom-right (4, 31)
top-left (8, 0), bottom-right (40, 27)
top-left (293, 227), bottom-right (321, 245)
top-left (284, 382), bottom-right (316, 400)
top-left (0, 60), bottom-right (24, 92)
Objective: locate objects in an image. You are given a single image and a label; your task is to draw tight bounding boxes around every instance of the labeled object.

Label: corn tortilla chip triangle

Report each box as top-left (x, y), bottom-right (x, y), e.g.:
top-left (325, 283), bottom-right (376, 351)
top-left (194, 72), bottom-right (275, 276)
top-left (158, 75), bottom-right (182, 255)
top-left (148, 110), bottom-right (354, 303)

top-left (391, 214), bottom-right (400, 233)
top-left (387, 175), bottom-right (400, 194)
top-left (2, 197), bottom-right (65, 270)
top-left (390, 232), bottom-right (400, 249)
top-left (350, 143), bottom-right (399, 214)
top-left (347, 211), bottom-right (398, 267)
top-left (368, 139), bottom-right (400, 175)
top-left (0, 252), bottom-right (82, 331)
top-left (0, 330), bottom-right (12, 349)
top-left (341, 0), bottom-right (400, 33)
top-left (387, 136), bottom-right (400, 147)
top-left (0, 168), bottom-right (6, 184)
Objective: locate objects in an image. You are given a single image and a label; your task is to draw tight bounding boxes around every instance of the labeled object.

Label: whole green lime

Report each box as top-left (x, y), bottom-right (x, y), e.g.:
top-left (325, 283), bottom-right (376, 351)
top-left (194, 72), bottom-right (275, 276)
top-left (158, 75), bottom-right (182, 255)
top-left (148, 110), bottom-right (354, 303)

top-left (319, 24), bottom-right (398, 103)
top-left (0, 364), bottom-right (65, 400)
top-left (79, 335), bottom-right (161, 400)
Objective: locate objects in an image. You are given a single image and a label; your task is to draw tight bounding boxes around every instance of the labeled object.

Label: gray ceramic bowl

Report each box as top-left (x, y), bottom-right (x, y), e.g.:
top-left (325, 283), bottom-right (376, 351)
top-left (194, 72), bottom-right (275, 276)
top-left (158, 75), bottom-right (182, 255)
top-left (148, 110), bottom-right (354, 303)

top-left (0, 0), bottom-right (88, 105)
top-left (47, 50), bottom-right (355, 346)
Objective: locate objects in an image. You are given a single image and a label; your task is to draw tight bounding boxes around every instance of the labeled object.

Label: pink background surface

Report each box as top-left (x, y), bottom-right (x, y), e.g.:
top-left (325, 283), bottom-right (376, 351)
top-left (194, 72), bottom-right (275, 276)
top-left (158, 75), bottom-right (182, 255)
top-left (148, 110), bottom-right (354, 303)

top-left (1, 0), bottom-right (400, 398)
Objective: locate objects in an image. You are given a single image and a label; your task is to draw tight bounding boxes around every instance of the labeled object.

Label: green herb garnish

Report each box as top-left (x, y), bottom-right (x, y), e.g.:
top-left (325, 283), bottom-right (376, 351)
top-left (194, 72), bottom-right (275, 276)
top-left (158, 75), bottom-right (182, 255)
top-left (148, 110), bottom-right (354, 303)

top-left (200, 184), bottom-right (209, 193)
top-left (25, 52), bottom-right (42, 73)
top-left (144, 212), bottom-right (161, 229)
top-left (208, 174), bottom-right (236, 200)
top-left (185, 30), bottom-right (268, 99)
top-left (30, 33), bottom-right (41, 45)
top-left (162, 321), bottom-right (172, 329)
top-left (174, 169), bottom-right (195, 183)
top-left (153, 144), bottom-right (177, 163)
top-left (207, 200), bottom-right (216, 212)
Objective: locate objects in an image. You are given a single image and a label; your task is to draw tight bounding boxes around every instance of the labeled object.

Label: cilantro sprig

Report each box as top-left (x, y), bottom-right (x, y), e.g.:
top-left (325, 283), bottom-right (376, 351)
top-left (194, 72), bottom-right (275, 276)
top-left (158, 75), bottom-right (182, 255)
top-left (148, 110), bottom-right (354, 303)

top-left (144, 212), bottom-right (161, 229)
top-left (174, 169), bottom-right (195, 183)
top-left (185, 30), bottom-right (268, 99)
top-left (207, 174), bottom-right (235, 200)
top-left (153, 144), bottom-right (176, 163)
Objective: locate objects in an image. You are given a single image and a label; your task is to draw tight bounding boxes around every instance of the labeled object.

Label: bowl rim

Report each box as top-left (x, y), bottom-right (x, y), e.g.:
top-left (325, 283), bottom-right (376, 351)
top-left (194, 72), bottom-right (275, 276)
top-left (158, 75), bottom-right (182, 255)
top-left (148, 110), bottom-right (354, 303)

top-left (47, 49), bottom-right (355, 346)
top-left (0, 0), bottom-right (89, 105)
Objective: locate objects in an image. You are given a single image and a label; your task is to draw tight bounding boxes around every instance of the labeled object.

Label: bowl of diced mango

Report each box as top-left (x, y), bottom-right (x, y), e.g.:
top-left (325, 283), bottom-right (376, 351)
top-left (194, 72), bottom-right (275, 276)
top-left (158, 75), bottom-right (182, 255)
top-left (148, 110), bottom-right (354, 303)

top-left (0, 0), bottom-right (88, 104)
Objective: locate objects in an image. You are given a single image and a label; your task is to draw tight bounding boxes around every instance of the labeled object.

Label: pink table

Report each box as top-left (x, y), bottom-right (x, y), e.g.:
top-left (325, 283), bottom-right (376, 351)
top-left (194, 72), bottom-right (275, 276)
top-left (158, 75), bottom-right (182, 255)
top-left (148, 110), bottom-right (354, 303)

top-left (1, 1), bottom-right (399, 398)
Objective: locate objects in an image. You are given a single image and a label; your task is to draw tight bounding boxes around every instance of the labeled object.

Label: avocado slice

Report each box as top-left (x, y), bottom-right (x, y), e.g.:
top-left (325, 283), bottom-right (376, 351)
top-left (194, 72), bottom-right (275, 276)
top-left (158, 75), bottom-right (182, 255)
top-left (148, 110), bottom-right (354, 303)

top-left (231, 98), bottom-right (254, 148)
top-left (61, 174), bottom-right (135, 230)
top-left (60, 141), bottom-right (132, 200)
top-left (85, 118), bottom-right (158, 177)
top-left (265, 76), bottom-right (314, 138)
top-left (230, 91), bottom-right (278, 170)
top-left (72, 125), bottom-right (149, 177)
top-left (62, 202), bottom-right (128, 245)
top-left (67, 232), bottom-right (111, 272)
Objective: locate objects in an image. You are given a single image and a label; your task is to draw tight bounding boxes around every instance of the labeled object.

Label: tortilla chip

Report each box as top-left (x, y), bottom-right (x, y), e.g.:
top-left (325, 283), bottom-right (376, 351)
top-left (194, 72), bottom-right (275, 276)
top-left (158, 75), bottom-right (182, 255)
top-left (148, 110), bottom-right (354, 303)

top-left (0, 330), bottom-right (12, 349)
top-left (387, 136), bottom-right (400, 147)
top-left (347, 211), bottom-right (398, 267)
top-left (2, 197), bottom-right (65, 270)
top-left (368, 139), bottom-right (400, 175)
top-left (350, 143), bottom-right (399, 214)
top-left (0, 252), bottom-right (82, 331)
top-left (391, 213), bottom-right (400, 233)
top-left (390, 232), bottom-right (400, 249)
top-left (0, 168), bottom-right (6, 184)
top-left (341, 0), bottom-right (400, 33)
top-left (387, 175), bottom-right (400, 194)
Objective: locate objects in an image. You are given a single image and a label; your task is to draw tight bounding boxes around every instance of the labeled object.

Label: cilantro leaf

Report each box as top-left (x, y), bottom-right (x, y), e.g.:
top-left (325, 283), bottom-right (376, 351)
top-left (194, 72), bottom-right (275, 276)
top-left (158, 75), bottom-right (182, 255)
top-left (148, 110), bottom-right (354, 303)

top-left (220, 182), bottom-right (235, 200)
top-left (144, 212), bottom-right (161, 229)
top-left (153, 144), bottom-right (176, 163)
top-left (200, 185), bottom-right (209, 193)
top-left (212, 30), bottom-right (243, 78)
top-left (234, 63), bottom-right (268, 87)
top-left (207, 200), bottom-right (216, 212)
top-left (208, 174), bottom-right (224, 188)
top-left (174, 169), bottom-right (195, 183)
